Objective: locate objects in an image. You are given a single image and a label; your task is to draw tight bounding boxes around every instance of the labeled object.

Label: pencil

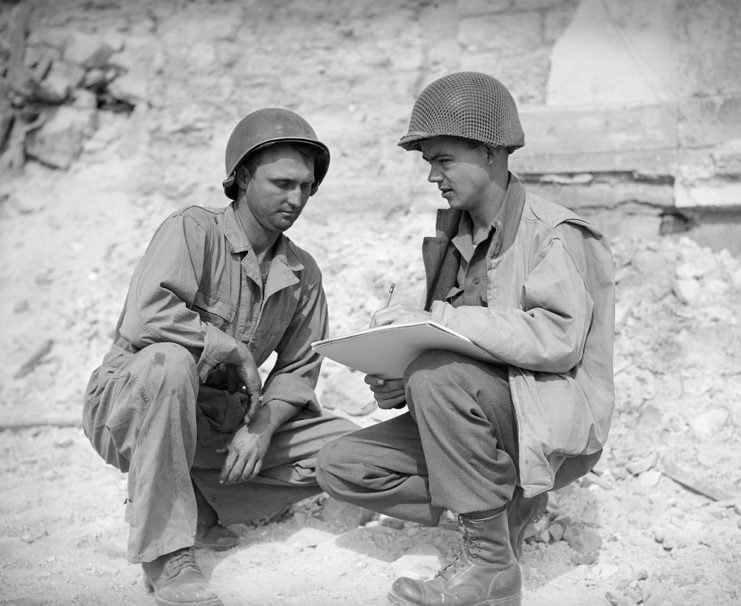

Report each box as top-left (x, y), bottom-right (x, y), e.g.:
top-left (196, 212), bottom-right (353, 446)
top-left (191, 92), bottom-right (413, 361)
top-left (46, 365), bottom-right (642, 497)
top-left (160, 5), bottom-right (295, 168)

top-left (384, 283), bottom-right (396, 307)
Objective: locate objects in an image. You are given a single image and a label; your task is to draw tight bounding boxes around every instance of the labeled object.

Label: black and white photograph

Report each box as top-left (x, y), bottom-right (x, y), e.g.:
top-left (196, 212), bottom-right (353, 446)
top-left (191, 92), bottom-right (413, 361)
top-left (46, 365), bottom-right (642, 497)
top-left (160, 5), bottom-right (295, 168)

top-left (1, 1), bottom-right (739, 604)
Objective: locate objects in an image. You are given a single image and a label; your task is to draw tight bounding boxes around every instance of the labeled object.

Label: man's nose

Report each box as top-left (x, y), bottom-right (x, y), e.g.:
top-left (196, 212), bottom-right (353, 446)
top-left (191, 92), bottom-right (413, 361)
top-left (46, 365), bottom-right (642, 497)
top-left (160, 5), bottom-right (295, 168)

top-left (428, 166), bottom-right (442, 183)
top-left (286, 187), bottom-right (305, 207)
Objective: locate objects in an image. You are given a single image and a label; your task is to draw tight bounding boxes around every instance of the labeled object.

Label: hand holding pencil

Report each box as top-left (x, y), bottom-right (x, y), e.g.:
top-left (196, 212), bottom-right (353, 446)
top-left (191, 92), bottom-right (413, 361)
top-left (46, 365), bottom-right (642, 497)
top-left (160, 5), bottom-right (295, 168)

top-left (370, 282), bottom-right (431, 328)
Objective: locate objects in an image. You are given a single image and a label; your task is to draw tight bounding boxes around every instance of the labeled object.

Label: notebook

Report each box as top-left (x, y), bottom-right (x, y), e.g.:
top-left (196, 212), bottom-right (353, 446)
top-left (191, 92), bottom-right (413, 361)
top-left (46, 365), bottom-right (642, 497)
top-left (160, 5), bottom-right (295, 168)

top-left (311, 321), bottom-right (498, 378)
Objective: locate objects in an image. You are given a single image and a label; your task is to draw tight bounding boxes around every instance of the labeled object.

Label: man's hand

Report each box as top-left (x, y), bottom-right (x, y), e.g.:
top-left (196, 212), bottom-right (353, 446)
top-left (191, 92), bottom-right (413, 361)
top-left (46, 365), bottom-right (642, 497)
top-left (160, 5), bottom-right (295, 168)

top-left (218, 415), bottom-right (271, 485)
top-left (225, 343), bottom-right (262, 414)
top-left (365, 375), bottom-right (406, 409)
top-left (370, 303), bottom-right (431, 328)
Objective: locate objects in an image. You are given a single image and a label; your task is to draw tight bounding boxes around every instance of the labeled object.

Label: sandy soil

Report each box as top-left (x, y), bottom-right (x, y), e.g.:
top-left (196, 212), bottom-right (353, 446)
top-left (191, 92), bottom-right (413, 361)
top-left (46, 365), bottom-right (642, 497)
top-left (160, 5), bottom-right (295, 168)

top-left (1, 2), bottom-right (740, 603)
top-left (1, 149), bottom-right (740, 606)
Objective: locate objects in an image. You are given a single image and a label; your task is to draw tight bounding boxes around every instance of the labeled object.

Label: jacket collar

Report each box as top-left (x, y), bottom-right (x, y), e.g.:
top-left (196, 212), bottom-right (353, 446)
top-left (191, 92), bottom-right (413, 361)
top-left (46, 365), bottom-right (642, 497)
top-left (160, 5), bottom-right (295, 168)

top-left (223, 202), bottom-right (304, 273)
top-left (434, 172), bottom-right (526, 259)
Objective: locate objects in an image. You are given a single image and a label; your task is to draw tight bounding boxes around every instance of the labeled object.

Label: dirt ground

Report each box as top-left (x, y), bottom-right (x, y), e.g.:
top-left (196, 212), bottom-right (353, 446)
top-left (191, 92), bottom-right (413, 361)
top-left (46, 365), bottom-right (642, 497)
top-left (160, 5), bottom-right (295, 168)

top-left (1, 1), bottom-right (740, 603)
top-left (1, 145), bottom-right (741, 606)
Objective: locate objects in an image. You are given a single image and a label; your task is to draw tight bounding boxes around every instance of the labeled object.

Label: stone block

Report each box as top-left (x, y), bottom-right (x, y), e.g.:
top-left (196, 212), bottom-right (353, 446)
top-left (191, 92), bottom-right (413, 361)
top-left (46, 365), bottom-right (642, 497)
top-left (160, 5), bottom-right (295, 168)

top-left (63, 31), bottom-right (115, 69)
top-left (711, 140), bottom-right (741, 176)
top-left (25, 106), bottom-right (97, 170)
top-left (511, 104), bottom-right (678, 174)
top-left (520, 181), bottom-right (673, 211)
top-left (36, 60), bottom-right (86, 103)
top-left (677, 0), bottom-right (741, 95)
top-left (108, 70), bottom-right (147, 105)
top-left (678, 94), bottom-right (741, 149)
top-left (675, 179), bottom-right (741, 209)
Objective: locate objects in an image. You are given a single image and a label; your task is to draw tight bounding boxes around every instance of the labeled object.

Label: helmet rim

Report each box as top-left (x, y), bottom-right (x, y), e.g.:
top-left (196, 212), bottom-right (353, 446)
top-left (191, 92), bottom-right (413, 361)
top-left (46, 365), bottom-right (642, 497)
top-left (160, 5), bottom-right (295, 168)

top-left (398, 72), bottom-right (525, 154)
top-left (222, 108), bottom-right (330, 199)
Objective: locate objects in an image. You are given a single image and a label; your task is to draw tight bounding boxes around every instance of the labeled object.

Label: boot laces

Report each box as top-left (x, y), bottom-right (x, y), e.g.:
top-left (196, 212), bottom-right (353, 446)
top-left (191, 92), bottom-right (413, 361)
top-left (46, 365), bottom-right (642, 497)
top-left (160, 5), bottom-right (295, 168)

top-left (435, 518), bottom-right (480, 580)
top-left (165, 549), bottom-right (201, 578)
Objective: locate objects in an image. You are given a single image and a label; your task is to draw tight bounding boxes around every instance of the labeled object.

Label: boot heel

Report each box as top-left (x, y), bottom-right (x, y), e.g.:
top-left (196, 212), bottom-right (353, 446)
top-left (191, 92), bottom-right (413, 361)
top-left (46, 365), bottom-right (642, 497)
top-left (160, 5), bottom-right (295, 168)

top-left (141, 575), bottom-right (154, 594)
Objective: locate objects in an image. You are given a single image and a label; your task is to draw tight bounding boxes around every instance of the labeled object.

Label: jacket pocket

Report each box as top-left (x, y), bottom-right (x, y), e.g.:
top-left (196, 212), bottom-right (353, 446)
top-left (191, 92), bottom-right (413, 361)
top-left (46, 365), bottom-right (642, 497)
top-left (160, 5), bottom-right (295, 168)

top-left (191, 292), bottom-right (234, 330)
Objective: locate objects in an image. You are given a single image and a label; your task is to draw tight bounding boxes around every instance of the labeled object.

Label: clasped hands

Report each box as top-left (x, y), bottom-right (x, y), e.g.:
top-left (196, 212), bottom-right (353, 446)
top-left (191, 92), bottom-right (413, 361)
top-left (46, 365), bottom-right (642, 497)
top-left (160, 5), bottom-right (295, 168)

top-left (366, 303), bottom-right (431, 410)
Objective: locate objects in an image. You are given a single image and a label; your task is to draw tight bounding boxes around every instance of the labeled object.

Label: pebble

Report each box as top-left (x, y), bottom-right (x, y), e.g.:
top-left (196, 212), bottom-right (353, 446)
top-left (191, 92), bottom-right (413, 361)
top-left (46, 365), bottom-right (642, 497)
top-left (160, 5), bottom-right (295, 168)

top-left (627, 452), bottom-right (658, 476)
top-left (673, 278), bottom-right (702, 305)
top-left (639, 469), bottom-right (662, 487)
top-left (548, 522), bottom-right (565, 542)
top-left (689, 407), bottom-right (729, 438)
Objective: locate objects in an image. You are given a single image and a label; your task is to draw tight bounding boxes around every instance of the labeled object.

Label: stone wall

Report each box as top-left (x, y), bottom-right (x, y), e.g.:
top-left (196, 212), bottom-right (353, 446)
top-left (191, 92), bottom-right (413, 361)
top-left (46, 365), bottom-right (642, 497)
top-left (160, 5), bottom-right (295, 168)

top-left (1, 0), bottom-right (739, 253)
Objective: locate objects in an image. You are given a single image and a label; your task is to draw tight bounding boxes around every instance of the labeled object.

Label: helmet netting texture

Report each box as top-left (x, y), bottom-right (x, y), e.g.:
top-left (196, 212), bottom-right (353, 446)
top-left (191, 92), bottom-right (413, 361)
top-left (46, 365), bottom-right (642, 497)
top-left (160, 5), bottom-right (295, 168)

top-left (400, 72), bottom-right (524, 152)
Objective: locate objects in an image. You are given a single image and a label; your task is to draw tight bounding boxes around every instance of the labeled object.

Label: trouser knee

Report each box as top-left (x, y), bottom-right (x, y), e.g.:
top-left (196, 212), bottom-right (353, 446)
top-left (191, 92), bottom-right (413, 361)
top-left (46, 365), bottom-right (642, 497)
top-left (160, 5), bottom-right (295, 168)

top-left (315, 437), bottom-right (348, 496)
top-left (86, 342), bottom-right (199, 471)
top-left (404, 349), bottom-right (454, 391)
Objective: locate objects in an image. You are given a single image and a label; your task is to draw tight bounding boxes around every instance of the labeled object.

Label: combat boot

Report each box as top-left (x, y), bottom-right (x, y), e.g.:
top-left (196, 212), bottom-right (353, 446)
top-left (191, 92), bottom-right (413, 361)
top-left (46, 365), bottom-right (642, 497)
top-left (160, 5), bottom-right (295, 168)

top-left (507, 488), bottom-right (548, 560)
top-left (388, 507), bottom-right (521, 606)
top-left (142, 548), bottom-right (223, 606)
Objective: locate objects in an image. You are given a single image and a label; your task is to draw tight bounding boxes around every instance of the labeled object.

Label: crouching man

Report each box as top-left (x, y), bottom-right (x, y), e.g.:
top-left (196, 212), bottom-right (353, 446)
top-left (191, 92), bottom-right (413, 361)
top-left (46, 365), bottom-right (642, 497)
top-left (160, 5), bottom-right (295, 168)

top-left (83, 108), bottom-right (357, 606)
top-left (317, 73), bottom-right (615, 606)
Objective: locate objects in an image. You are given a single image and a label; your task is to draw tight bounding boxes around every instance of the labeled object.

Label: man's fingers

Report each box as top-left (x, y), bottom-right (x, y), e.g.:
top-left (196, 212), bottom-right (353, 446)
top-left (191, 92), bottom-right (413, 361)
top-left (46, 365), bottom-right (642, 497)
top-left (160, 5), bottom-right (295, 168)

top-left (224, 451), bottom-right (252, 485)
top-left (238, 455), bottom-right (263, 483)
top-left (219, 449), bottom-right (238, 484)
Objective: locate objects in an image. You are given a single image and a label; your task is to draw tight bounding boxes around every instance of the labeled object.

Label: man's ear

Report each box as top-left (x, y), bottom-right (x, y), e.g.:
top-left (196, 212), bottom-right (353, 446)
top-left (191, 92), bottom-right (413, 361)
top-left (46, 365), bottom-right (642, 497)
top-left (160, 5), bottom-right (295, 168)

top-left (485, 145), bottom-right (506, 167)
top-left (235, 164), bottom-right (251, 189)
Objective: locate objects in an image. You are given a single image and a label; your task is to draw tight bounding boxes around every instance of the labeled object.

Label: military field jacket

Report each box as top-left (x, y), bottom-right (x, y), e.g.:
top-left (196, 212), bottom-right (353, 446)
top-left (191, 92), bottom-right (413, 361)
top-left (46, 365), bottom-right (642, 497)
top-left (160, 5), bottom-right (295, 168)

top-left (102, 203), bottom-right (328, 413)
top-left (423, 175), bottom-right (616, 497)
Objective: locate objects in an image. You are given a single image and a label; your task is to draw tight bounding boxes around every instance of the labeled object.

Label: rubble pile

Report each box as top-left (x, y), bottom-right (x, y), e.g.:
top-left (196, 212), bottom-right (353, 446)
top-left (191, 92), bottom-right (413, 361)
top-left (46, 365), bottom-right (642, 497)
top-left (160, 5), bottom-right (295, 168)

top-left (0, 3), bottom-right (145, 172)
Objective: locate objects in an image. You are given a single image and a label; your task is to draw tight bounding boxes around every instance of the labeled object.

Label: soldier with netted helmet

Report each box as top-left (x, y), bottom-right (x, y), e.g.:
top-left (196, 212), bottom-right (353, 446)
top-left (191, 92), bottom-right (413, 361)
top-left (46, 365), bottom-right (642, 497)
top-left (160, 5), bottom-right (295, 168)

top-left (318, 72), bottom-right (616, 606)
top-left (82, 107), bottom-right (358, 606)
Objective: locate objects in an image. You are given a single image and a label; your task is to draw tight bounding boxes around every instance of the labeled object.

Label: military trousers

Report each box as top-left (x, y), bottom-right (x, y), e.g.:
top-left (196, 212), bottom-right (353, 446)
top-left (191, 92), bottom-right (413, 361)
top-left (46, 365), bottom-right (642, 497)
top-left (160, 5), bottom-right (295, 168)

top-left (82, 342), bottom-right (357, 563)
top-left (317, 350), bottom-right (518, 525)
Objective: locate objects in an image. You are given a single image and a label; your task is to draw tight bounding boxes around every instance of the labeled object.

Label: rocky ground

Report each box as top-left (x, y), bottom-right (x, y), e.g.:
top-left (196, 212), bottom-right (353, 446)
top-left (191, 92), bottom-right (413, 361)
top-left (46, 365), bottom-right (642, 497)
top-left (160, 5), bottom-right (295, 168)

top-left (1, 2), bottom-right (740, 605)
top-left (1, 154), bottom-right (740, 606)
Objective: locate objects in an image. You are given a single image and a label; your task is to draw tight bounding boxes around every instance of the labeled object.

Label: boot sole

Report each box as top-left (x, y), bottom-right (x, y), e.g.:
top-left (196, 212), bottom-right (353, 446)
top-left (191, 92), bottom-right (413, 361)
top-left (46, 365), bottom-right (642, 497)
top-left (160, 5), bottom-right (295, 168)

top-left (387, 591), bottom-right (522, 606)
top-left (142, 577), bottom-right (224, 606)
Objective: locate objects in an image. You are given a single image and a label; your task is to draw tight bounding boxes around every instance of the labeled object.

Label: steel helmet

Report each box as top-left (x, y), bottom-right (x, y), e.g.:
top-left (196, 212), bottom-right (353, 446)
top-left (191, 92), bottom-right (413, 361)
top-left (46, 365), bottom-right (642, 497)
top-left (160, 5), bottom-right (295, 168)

top-left (398, 72), bottom-right (524, 153)
top-left (223, 108), bottom-right (330, 199)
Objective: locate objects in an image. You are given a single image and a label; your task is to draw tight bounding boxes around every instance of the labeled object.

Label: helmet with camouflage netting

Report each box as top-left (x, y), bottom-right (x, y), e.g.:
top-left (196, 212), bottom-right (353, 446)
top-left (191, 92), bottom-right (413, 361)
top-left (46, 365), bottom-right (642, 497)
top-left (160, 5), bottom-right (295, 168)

top-left (398, 72), bottom-right (524, 154)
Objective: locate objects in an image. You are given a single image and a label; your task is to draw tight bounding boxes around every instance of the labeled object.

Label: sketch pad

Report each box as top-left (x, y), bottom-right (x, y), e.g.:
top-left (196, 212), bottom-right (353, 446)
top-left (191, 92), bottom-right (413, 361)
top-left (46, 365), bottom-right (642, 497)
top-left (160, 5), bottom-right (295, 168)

top-left (311, 321), bottom-right (498, 378)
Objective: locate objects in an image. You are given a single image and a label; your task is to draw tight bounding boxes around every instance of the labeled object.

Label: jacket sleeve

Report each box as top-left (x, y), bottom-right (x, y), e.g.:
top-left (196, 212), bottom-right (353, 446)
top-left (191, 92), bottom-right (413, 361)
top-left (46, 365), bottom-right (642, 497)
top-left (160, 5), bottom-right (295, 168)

top-left (260, 263), bottom-right (329, 413)
top-left (430, 225), bottom-right (594, 373)
top-left (118, 212), bottom-right (241, 382)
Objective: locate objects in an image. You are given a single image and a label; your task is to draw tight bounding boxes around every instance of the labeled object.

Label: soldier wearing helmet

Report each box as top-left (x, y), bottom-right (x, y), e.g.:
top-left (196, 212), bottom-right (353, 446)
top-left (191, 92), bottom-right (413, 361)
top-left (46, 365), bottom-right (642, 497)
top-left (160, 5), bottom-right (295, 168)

top-left (82, 108), bottom-right (357, 606)
top-left (318, 72), bottom-right (616, 606)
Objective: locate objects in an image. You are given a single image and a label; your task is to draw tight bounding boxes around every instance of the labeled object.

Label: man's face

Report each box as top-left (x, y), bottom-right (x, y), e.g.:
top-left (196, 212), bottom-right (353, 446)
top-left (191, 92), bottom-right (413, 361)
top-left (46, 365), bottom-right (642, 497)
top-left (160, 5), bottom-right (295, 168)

top-left (239, 144), bottom-right (316, 234)
top-left (419, 137), bottom-right (492, 213)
